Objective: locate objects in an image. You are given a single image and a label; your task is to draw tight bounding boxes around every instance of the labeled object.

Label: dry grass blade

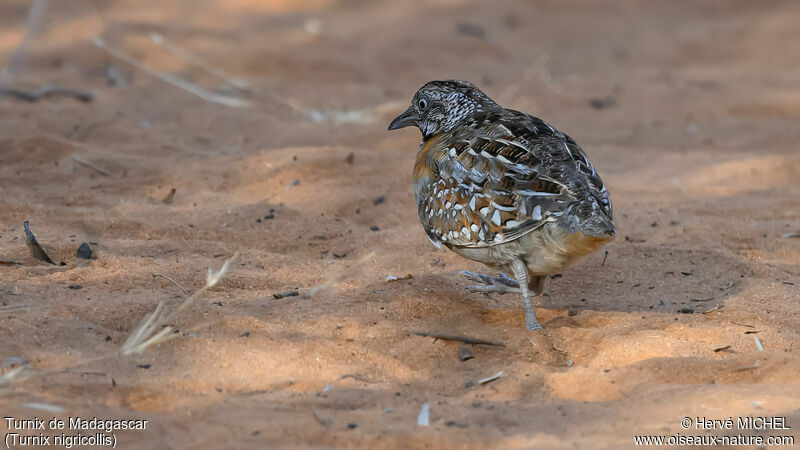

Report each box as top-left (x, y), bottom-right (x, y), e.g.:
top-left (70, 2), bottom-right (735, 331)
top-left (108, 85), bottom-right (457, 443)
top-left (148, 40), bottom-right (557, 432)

top-left (753, 335), bottom-right (764, 352)
top-left (124, 326), bottom-right (176, 355)
top-left (121, 301), bottom-right (168, 355)
top-left (0, 366), bottom-right (24, 387)
top-left (24, 402), bottom-right (65, 413)
top-left (291, 100), bottom-right (406, 124)
top-left (0, 303), bottom-right (38, 313)
top-left (153, 273), bottom-right (190, 297)
top-left (0, 0), bottom-right (48, 84)
top-left (121, 255), bottom-right (236, 355)
top-left (92, 37), bottom-right (250, 108)
top-left (206, 257), bottom-right (233, 288)
top-left (150, 32), bottom-right (250, 93)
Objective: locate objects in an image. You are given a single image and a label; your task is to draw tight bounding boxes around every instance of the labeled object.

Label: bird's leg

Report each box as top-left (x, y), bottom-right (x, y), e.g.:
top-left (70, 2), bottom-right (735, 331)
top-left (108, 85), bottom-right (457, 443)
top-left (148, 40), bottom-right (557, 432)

top-left (460, 271), bottom-right (520, 294)
top-left (460, 266), bottom-right (546, 330)
top-left (510, 259), bottom-right (543, 330)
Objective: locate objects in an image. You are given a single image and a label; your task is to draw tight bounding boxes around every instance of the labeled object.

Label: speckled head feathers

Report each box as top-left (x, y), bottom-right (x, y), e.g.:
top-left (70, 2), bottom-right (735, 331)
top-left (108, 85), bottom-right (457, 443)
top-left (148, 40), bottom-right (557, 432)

top-left (388, 80), bottom-right (498, 139)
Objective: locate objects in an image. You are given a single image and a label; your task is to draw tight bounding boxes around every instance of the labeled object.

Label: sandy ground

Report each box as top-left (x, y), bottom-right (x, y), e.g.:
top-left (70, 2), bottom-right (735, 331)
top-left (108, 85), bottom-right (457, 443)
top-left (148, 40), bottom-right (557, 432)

top-left (1, 0), bottom-right (800, 448)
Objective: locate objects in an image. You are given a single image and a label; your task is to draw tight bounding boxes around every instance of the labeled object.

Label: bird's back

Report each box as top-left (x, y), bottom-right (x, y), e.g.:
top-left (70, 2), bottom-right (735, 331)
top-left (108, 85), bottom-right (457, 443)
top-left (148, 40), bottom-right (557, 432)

top-left (413, 106), bottom-right (614, 252)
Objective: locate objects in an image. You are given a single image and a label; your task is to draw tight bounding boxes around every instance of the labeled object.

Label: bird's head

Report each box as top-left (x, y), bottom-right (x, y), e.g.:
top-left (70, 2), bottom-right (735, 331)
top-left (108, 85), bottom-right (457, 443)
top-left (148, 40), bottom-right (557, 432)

top-left (388, 80), bottom-right (497, 140)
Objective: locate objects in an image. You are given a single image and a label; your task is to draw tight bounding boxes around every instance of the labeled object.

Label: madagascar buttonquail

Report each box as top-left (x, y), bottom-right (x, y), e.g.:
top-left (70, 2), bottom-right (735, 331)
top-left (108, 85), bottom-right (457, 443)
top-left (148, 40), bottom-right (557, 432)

top-left (388, 80), bottom-right (615, 330)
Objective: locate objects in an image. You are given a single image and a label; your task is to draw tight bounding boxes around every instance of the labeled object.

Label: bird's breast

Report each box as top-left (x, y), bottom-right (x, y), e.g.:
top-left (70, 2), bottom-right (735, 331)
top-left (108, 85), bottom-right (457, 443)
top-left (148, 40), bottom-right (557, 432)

top-left (412, 134), bottom-right (446, 206)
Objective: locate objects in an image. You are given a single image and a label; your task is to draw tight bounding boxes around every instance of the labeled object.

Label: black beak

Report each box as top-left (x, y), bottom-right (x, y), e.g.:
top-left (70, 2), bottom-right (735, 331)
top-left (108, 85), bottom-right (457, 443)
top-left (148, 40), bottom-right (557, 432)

top-left (388, 106), bottom-right (418, 131)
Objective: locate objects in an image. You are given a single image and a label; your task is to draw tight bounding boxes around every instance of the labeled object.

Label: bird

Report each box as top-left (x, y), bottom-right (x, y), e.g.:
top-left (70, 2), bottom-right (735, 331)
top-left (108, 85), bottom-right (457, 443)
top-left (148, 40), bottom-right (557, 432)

top-left (388, 80), bottom-right (615, 330)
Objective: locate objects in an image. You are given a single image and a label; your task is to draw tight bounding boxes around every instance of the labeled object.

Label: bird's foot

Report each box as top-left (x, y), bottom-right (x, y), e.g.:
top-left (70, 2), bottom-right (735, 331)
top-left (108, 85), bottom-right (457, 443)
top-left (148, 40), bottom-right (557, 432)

top-left (460, 271), bottom-right (521, 294)
top-left (524, 308), bottom-right (544, 330)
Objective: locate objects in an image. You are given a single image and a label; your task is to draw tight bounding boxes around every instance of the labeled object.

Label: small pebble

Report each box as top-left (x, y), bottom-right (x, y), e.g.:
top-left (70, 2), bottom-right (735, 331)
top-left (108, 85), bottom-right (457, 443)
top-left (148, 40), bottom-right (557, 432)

top-left (76, 242), bottom-right (93, 259)
top-left (589, 96), bottom-right (617, 109)
top-left (417, 403), bottom-right (430, 427)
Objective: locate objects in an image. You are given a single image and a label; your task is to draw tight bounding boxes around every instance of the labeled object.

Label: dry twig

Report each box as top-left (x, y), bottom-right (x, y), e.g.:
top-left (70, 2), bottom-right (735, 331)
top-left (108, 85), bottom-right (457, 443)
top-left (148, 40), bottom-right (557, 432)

top-left (478, 371), bottom-right (503, 385)
top-left (0, 86), bottom-right (92, 102)
top-left (23, 221), bottom-right (55, 265)
top-left (72, 154), bottom-right (111, 176)
top-left (411, 331), bottom-right (505, 347)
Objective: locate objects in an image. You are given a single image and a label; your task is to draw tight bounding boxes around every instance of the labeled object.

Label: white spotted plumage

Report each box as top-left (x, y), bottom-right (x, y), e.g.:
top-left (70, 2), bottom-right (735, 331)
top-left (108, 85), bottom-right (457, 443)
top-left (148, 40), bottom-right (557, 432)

top-left (404, 80), bottom-right (614, 250)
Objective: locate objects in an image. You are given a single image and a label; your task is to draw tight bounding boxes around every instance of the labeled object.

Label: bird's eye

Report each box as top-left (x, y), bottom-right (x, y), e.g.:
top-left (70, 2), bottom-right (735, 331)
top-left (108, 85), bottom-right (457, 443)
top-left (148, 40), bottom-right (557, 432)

top-left (418, 98), bottom-right (428, 110)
